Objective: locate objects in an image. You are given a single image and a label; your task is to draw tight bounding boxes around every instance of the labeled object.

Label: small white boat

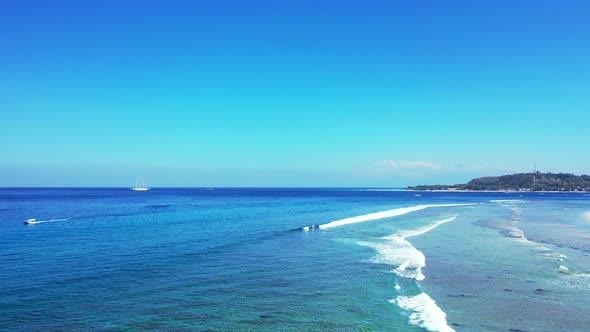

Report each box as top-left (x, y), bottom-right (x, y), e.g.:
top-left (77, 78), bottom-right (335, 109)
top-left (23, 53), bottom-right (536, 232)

top-left (131, 178), bottom-right (150, 191)
top-left (24, 218), bottom-right (39, 225)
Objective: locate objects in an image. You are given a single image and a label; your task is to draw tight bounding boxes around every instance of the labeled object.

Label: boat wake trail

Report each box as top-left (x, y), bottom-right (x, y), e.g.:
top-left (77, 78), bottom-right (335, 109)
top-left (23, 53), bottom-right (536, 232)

top-left (300, 203), bottom-right (474, 231)
top-left (25, 218), bottom-right (69, 225)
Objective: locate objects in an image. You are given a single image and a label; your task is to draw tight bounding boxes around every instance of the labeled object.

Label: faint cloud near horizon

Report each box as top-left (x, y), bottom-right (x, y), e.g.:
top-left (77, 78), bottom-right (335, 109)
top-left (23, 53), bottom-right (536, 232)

top-left (368, 160), bottom-right (442, 176)
top-left (375, 160), bottom-right (442, 169)
top-left (367, 160), bottom-right (522, 177)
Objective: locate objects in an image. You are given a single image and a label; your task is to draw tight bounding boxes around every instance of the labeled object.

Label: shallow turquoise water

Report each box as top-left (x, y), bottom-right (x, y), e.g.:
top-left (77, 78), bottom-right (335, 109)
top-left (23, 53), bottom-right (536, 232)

top-left (1, 189), bottom-right (589, 331)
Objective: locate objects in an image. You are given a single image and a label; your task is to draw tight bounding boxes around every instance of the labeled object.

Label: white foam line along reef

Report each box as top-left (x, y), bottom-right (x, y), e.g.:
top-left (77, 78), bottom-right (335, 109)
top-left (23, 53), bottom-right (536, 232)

top-left (397, 215), bottom-right (458, 239)
top-left (491, 200), bottom-right (569, 266)
top-left (391, 293), bottom-right (456, 332)
top-left (360, 216), bottom-right (458, 281)
top-left (357, 214), bottom-right (462, 332)
top-left (304, 204), bottom-right (475, 331)
top-left (302, 203), bottom-right (475, 230)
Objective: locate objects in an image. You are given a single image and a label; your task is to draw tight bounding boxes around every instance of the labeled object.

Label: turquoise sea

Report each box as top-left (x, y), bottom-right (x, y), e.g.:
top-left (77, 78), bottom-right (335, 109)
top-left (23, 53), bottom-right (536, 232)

top-left (1, 188), bottom-right (589, 331)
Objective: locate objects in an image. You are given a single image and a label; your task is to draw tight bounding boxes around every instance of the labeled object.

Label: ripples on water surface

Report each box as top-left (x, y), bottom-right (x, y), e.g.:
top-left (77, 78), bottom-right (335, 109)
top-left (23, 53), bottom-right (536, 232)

top-left (1, 188), bottom-right (589, 331)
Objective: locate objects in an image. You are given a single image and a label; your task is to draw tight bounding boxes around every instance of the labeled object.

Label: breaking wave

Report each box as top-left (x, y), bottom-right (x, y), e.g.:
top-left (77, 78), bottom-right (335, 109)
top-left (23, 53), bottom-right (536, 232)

top-left (486, 199), bottom-right (569, 269)
top-left (359, 216), bottom-right (457, 281)
top-left (390, 293), bottom-right (455, 332)
top-left (303, 204), bottom-right (472, 331)
top-left (359, 215), bottom-right (460, 332)
top-left (301, 204), bottom-right (474, 230)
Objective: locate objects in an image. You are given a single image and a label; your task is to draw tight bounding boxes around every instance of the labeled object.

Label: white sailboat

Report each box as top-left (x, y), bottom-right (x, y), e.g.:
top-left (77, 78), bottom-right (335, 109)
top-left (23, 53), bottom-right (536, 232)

top-left (131, 178), bottom-right (150, 191)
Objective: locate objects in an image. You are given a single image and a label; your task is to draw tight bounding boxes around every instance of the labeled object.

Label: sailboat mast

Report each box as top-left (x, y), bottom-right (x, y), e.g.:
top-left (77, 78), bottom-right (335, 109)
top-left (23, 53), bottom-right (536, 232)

top-left (131, 176), bottom-right (150, 191)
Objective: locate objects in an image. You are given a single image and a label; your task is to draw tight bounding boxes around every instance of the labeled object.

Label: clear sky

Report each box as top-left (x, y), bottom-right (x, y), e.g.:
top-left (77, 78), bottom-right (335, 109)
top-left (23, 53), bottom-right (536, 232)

top-left (1, 0), bottom-right (589, 187)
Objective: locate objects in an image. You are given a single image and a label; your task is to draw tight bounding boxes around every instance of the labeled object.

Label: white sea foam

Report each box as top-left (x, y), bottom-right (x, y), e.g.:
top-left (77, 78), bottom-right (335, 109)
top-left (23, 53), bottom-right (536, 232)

top-left (318, 204), bottom-right (473, 229)
top-left (358, 216), bottom-right (458, 281)
top-left (516, 228), bottom-right (568, 262)
top-left (359, 236), bottom-right (426, 280)
top-left (490, 199), bottom-right (526, 203)
top-left (559, 265), bottom-right (572, 274)
top-left (390, 293), bottom-right (455, 332)
top-left (535, 246), bottom-right (567, 261)
top-left (557, 271), bottom-right (590, 290)
top-left (504, 219), bottom-right (566, 260)
top-left (494, 200), bottom-right (569, 264)
top-left (357, 216), bottom-right (461, 331)
top-left (396, 216), bottom-right (458, 239)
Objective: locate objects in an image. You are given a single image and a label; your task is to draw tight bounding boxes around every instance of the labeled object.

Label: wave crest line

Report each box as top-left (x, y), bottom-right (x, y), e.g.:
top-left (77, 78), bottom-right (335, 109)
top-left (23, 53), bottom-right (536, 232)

top-left (317, 203), bottom-right (473, 229)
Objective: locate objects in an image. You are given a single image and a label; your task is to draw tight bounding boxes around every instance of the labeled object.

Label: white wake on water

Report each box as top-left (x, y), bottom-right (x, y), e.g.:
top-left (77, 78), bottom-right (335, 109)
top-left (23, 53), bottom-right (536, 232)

top-left (26, 218), bottom-right (69, 225)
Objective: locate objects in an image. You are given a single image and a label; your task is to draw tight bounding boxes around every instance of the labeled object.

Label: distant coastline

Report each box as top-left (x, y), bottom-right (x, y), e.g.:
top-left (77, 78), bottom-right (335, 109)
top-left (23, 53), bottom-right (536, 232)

top-left (407, 172), bottom-right (590, 192)
top-left (405, 189), bottom-right (590, 193)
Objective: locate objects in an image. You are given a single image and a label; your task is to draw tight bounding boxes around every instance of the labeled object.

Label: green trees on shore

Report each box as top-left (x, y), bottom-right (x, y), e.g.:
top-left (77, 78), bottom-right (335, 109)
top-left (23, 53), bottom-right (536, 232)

top-left (407, 172), bottom-right (590, 191)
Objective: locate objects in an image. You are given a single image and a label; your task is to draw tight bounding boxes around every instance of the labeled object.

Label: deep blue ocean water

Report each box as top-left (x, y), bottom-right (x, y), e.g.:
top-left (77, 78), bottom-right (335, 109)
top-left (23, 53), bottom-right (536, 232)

top-left (1, 188), bottom-right (589, 331)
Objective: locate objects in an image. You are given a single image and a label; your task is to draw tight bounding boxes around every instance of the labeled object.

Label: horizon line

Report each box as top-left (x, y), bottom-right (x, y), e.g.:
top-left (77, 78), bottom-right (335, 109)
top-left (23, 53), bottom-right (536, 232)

top-left (0, 186), bottom-right (407, 189)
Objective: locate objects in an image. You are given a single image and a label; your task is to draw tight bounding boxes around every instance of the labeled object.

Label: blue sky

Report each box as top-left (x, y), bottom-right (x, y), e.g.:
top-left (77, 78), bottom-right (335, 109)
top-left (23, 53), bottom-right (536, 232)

top-left (1, 0), bottom-right (589, 187)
